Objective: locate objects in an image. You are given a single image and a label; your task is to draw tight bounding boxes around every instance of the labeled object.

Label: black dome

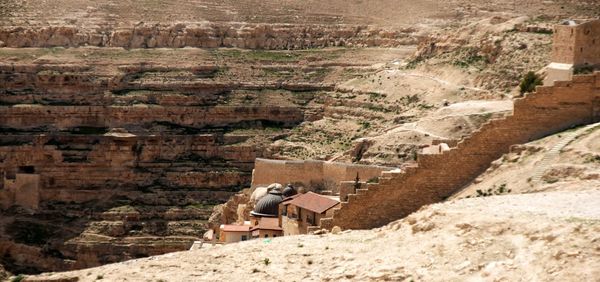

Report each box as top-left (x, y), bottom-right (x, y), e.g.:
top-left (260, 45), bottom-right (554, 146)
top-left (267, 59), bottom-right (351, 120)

top-left (251, 190), bottom-right (283, 217)
top-left (282, 185), bottom-right (297, 198)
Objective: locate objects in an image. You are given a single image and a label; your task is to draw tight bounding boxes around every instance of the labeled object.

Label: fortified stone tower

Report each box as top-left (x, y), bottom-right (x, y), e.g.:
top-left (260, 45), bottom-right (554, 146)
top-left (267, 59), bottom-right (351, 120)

top-left (545, 19), bottom-right (600, 85)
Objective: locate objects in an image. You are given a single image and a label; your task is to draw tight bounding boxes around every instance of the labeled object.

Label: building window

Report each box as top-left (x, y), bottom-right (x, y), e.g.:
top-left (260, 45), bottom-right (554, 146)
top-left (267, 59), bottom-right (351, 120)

top-left (18, 166), bottom-right (35, 174)
top-left (241, 235), bottom-right (247, 241)
top-left (264, 234), bottom-right (269, 238)
top-left (581, 47), bottom-right (584, 53)
top-left (273, 235), bottom-right (277, 238)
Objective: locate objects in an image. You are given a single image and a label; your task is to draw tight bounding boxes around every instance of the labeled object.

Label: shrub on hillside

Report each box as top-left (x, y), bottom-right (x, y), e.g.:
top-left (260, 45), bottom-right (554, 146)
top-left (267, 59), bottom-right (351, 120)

top-left (519, 71), bottom-right (543, 94)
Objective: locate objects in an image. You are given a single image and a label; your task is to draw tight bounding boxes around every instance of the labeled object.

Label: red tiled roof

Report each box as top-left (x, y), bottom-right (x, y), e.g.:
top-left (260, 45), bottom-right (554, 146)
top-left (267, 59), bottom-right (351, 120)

top-left (251, 217), bottom-right (282, 231)
top-left (286, 192), bottom-right (340, 214)
top-left (280, 193), bottom-right (301, 203)
top-left (221, 224), bottom-right (251, 232)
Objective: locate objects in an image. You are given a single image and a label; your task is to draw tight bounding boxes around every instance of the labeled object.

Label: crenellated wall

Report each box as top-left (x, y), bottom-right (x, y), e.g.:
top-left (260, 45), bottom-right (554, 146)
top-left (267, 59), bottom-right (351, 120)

top-left (0, 23), bottom-right (417, 49)
top-left (251, 158), bottom-right (394, 189)
top-left (320, 72), bottom-right (600, 230)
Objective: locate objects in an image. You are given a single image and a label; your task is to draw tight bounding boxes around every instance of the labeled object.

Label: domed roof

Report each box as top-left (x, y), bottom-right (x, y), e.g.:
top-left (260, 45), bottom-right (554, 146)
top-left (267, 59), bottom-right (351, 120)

top-left (251, 190), bottom-right (283, 217)
top-left (282, 184), bottom-right (297, 198)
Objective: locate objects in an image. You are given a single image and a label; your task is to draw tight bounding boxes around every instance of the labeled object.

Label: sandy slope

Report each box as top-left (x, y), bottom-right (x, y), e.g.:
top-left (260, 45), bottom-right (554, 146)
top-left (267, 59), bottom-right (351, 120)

top-left (26, 189), bottom-right (600, 282)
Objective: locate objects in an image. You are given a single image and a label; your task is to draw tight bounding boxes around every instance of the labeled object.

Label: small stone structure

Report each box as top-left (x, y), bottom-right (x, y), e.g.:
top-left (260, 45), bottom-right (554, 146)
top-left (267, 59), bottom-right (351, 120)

top-left (552, 19), bottom-right (600, 67)
top-left (545, 19), bottom-right (600, 85)
top-left (1, 171), bottom-right (40, 210)
top-left (279, 192), bottom-right (340, 235)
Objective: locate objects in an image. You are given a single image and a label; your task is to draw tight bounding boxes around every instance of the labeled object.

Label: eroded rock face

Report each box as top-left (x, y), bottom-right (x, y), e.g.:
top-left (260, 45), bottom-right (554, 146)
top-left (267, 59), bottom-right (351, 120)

top-left (0, 23), bottom-right (418, 49)
top-left (208, 190), bottom-right (253, 230)
top-left (0, 264), bottom-right (10, 280)
top-left (0, 53), bottom-right (329, 273)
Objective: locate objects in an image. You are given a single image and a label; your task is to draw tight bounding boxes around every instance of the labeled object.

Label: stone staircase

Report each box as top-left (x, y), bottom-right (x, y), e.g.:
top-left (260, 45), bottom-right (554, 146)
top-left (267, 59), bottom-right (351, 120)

top-left (531, 122), bottom-right (600, 184)
top-left (319, 73), bottom-right (600, 231)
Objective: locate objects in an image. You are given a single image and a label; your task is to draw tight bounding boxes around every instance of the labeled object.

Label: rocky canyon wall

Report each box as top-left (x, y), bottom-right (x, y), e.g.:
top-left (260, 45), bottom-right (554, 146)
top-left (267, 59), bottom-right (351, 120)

top-left (0, 54), bottom-right (321, 273)
top-left (0, 23), bottom-right (417, 49)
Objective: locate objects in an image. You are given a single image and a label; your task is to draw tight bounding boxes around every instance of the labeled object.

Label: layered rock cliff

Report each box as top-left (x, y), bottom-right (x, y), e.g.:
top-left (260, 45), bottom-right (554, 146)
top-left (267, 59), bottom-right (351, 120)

top-left (0, 47), bottom-right (348, 273)
top-left (0, 23), bottom-right (417, 49)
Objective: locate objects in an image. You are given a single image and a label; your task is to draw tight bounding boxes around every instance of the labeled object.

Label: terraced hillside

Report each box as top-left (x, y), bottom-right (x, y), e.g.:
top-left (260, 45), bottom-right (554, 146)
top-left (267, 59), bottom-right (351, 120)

top-left (0, 46), bottom-right (417, 273)
top-left (1, 0), bottom-right (600, 276)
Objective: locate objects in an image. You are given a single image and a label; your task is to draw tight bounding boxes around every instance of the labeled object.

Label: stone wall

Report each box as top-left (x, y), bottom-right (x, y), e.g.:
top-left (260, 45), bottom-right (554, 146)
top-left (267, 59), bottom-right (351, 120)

top-left (552, 20), bottom-right (600, 66)
top-left (0, 23), bottom-right (417, 49)
top-left (251, 158), bottom-right (394, 189)
top-left (321, 72), bottom-right (600, 230)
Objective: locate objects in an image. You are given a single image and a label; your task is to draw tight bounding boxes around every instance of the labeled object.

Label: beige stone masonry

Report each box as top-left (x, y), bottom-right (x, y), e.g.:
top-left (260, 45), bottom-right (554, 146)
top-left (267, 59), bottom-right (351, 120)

top-left (320, 72), bottom-right (600, 230)
top-left (251, 158), bottom-right (393, 191)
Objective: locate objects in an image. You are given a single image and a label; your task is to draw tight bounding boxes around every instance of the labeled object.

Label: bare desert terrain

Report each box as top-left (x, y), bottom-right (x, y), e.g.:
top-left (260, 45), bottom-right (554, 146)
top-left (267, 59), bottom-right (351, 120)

top-left (1, 0), bottom-right (599, 281)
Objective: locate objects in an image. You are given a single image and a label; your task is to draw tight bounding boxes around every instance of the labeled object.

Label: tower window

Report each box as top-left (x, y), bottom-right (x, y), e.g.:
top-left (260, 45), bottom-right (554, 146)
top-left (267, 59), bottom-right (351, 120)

top-left (18, 166), bottom-right (35, 174)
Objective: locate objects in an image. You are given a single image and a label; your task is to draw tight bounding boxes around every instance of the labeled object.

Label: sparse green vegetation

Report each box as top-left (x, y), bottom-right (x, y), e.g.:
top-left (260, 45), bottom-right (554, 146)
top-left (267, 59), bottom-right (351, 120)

top-left (398, 94), bottom-right (420, 106)
top-left (574, 64), bottom-right (595, 75)
top-left (359, 121), bottom-right (371, 129)
top-left (263, 258), bottom-right (271, 266)
top-left (11, 274), bottom-right (25, 282)
top-left (368, 92), bottom-right (386, 101)
top-left (185, 203), bottom-right (215, 210)
top-left (585, 155), bottom-right (600, 163)
top-left (367, 177), bottom-right (379, 184)
top-left (443, 46), bottom-right (490, 70)
top-left (467, 183), bottom-right (511, 198)
top-left (404, 57), bottom-right (423, 69)
top-left (519, 71), bottom-right (543, 94)
top-left (453, 52), bottom-right (487, 68)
